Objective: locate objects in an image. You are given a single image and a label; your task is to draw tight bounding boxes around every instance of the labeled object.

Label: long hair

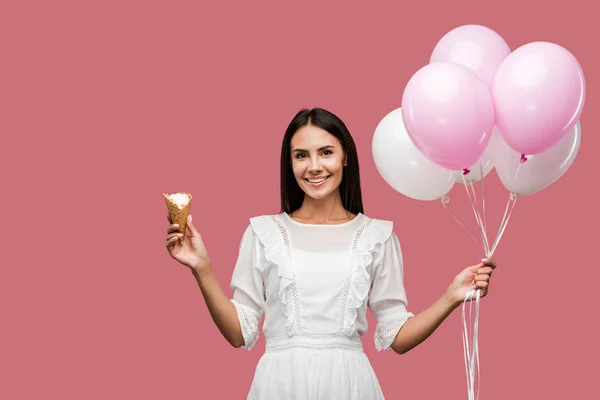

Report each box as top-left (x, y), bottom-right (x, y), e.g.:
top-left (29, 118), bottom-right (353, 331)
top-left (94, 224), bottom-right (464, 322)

top-left (280, 107), bottom-right (364, 215)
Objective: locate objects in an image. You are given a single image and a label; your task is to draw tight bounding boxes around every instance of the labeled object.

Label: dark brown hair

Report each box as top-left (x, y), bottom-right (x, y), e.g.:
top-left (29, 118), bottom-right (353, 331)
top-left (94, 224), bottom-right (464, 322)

top-left (280, 107), bottom-right (364, 215)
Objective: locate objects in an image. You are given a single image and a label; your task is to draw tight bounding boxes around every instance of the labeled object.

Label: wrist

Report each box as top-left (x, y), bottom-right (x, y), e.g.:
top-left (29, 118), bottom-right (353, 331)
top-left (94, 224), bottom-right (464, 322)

top-left (443, 287), bottom-right (461, 309)
top-left (191, 260), bottom-right (212, 276)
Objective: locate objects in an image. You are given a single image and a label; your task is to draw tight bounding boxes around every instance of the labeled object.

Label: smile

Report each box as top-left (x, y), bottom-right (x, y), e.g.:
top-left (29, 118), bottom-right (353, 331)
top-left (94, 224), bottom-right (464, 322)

top-left (304, 176), bottom-right (330, 187)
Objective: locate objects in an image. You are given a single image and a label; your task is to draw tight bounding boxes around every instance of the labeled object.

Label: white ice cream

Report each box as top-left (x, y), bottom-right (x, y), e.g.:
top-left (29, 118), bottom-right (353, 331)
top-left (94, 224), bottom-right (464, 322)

top-left (168, 193), bottom-right (190, 210)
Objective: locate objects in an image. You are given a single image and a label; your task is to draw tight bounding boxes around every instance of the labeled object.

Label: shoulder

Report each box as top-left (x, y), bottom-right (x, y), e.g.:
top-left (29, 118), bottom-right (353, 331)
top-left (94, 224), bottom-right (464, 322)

top-left (238, 213), bottom-right (286, 245)
top-left (235, 214), bottom-right (279, 239)
top-left (248, 213), bottom-right (284, 231)
top-left (361, 214), bottom-right (394, 242)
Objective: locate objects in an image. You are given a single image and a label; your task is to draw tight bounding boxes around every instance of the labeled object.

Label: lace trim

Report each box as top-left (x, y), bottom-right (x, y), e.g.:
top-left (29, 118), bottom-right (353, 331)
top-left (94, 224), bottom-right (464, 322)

top-left (231, 299), bottom-right (259, 351)
top-left (374, 312), bottom-right (414, 351)
top-left (269, 215), bottom-right (303, 335)
top-left (250, 214), bottom-right (393, 340)
top-left (339, 218), bottom-right (372, 335)
top-left (266, 333), bottom-right (363, 353)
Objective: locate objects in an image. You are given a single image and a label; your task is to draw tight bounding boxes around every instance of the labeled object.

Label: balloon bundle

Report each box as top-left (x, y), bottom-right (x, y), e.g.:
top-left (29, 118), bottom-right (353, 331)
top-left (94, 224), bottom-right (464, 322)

top-left (372, 25), bottom-right (585, 399)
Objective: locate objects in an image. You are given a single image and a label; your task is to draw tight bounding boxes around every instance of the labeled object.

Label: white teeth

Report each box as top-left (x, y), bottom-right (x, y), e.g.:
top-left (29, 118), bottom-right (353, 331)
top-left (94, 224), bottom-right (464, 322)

top-left (308, 178), bottom-right (326, 183)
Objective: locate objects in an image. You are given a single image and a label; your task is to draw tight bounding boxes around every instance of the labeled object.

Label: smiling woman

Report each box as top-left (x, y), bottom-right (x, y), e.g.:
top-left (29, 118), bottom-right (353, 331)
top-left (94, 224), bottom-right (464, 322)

top-left (165, 107), bottom-right (497, 399)
top-left (292, 134), bottom-right (343, 194)
top-left (294, 141), bottom-right (337, 189)
top-left (279, 108), bottom-right (362, 223)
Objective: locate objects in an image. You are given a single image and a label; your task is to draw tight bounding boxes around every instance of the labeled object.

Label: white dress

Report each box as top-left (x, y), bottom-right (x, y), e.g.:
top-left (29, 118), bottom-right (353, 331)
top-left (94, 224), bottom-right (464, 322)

top-left (230, 212), bottom-right (414, 400)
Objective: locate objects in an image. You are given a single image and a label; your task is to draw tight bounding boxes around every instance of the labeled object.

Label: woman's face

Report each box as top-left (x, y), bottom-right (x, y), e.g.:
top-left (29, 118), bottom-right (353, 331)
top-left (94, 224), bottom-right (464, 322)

top-left (290, 124), bottom-right (346, 201)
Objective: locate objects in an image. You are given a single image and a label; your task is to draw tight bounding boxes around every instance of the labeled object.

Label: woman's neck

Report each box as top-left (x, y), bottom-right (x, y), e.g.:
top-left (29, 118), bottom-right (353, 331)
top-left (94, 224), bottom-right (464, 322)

top-left (290, 192), bottom-right (355, 224)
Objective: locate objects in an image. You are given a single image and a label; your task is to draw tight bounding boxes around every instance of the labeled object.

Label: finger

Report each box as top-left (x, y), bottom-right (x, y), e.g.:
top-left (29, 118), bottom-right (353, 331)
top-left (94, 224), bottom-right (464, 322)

top-left (475, 280), bottom-right (488, 289)
top-left (469, 262), bottom-right (485, 273)
top-left (167, 233), bottom-right (184, 240)
top-left (165, 236), bottom-right (180, 248)
top-left (167, 224), bottom-right (180, 234)
top-left (476, 266), bottom-right (494, 275)
top-left (186, 215), bottom-right (198, 237)
top-left (474, 273), bottom-right (490, 282)
top-left (482, 258), bottom-right (497, 269)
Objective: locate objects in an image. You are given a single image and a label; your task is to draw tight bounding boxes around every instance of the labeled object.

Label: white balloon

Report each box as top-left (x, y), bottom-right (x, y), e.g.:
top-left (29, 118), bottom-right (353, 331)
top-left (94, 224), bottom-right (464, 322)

top-left (455, 128), bottom-right (497, 184)
top-left (372, 107), bottom-right (456, 201)
top-left (492, 121), bottom-right (581, 196)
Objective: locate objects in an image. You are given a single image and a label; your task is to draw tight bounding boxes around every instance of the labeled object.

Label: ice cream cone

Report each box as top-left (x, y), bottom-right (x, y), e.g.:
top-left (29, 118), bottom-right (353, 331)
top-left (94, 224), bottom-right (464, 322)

top-left (163, 192), bottom-right (192, 234)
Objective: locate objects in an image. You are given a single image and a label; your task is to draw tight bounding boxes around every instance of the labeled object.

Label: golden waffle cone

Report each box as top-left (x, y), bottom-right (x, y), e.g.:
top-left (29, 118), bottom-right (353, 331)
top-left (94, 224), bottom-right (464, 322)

top-left (163, 192), bottom-right (192, 235)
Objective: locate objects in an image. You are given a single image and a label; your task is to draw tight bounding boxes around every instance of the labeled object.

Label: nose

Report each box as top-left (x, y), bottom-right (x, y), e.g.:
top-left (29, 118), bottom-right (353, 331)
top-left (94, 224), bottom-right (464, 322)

top-left (308, 156), bottom-right (322, 172)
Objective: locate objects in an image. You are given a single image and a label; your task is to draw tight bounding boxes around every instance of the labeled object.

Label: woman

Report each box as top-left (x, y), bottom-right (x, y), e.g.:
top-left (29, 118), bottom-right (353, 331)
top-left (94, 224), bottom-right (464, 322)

top-left (165, 108), bottom-right (496, 399)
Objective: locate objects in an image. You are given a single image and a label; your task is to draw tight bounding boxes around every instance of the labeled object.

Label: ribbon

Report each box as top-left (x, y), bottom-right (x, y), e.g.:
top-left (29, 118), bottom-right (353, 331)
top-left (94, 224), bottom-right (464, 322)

top-left (462, 288), bottom-right (481, 400)
top-left (442, 160), bottom-right (519, 399)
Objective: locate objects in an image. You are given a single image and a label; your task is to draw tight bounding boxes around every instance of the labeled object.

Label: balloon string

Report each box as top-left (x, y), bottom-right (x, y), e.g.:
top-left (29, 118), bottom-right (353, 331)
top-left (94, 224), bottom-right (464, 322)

top-left (442, 198), bottom-right (484, 249)
top-left (479, 161), bottom-right (488, 239)
top-left (486, 157), bottom-right (522, 257)
top-left (489, 193), bottom-right (518, 256)
top-left (462, 288), bottom-right (481, 400)
top-left (471, 178), bottom-right (491, 256)
top-left (463, 178), bottom-right (489, 255)
top-left (467, 179), bottom-right (491, 256)
top-left (512, 162), bottom-right (523, 187)
top-left (462, 174), bottom-right (491, 257)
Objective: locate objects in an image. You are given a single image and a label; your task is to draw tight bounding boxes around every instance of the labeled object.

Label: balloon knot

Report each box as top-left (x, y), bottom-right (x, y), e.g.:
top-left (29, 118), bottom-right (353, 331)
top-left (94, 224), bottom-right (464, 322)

top-left (520, 154), bottom-right (528, 164)
top-left (463, 168), bottom-right (470, 175)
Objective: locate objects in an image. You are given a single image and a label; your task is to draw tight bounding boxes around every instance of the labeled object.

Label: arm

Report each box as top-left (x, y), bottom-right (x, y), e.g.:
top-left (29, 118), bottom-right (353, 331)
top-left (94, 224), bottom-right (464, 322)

top-left (166, 215), bottom-right (263, 349)
top-left (367, 226), bottom-right (496, 355)
top-left (192, 265), bottom-right (245, 348)
top-left (191, 222), bottom-right (266, 350)
top-left (389, 290), bottom-right (457, 354)
top-left (390, 259), bottom-right (496, 354)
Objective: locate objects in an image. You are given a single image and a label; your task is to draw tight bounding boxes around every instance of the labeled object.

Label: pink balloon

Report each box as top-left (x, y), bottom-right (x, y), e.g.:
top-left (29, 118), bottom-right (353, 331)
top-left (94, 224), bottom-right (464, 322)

top-left (401, 62), bottom-right (495, 171)
top-left (492, 42), bottom-right (585, 155)
top-left (431, 25), bottom-right (511, 89)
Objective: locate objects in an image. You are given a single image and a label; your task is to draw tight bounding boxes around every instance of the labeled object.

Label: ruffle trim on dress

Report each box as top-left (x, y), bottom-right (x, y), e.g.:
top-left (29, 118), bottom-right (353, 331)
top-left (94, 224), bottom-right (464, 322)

top-left (250, 215), bottom-right (299, 336)
top-left (249, 214), bottom-right (396, 339)
top-left (341, 218), bottom-right (394, 336)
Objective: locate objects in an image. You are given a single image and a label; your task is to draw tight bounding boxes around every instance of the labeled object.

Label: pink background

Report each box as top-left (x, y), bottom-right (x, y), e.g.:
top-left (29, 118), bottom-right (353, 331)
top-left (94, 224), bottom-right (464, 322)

top-left (2, 0), bottom-right (598, 399)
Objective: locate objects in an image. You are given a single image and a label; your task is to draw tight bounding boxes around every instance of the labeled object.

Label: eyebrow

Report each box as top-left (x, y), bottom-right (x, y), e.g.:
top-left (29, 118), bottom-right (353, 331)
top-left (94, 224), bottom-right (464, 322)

top-left (292, 145), bottom-right (335, 153)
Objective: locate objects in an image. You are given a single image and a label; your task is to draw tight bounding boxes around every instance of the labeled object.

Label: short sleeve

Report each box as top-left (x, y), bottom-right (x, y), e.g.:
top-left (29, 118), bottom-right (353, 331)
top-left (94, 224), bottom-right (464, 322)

top-left (368, 232), bottom-right (414, 351)
top-left (230, 223), bottom-right (266, 351)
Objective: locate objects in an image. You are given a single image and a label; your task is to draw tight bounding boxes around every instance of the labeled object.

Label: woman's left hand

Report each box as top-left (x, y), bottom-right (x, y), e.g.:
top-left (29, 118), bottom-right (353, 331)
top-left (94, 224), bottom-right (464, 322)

top-left (446, 258), bottom-right (497, 306)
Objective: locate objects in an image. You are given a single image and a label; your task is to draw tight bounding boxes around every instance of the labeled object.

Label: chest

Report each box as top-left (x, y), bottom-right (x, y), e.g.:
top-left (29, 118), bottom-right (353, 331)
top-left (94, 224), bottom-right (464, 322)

top-left (293, 249), bottom-right (352, 294)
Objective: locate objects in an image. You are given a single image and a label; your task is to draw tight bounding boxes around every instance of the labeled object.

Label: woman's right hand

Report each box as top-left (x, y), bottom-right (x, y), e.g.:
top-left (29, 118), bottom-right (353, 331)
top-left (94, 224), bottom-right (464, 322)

top-left (166, 214), bottom-right (210, 271)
